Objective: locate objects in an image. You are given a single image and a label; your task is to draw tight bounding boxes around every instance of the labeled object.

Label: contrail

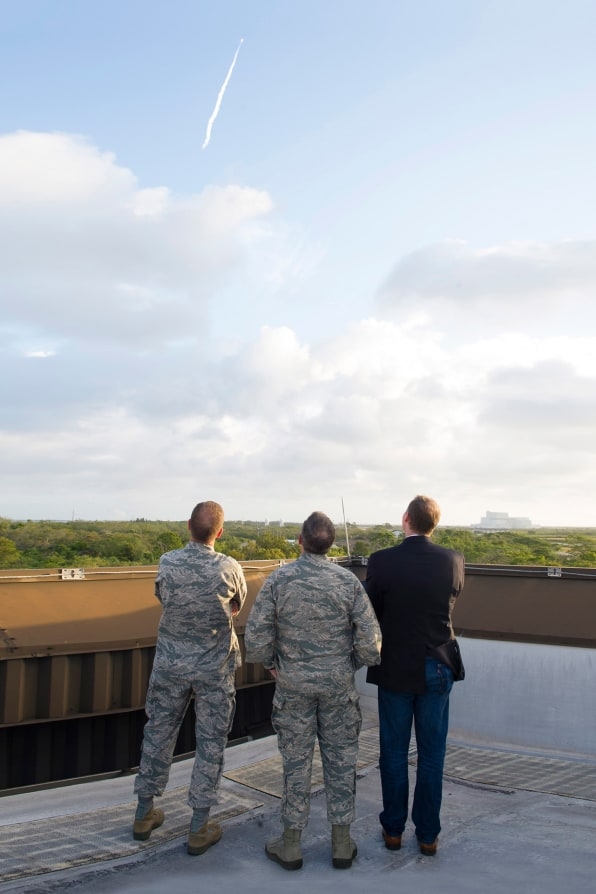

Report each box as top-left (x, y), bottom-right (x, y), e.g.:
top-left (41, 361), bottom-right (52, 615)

top-left (202, 38), bottom-right (244, 150)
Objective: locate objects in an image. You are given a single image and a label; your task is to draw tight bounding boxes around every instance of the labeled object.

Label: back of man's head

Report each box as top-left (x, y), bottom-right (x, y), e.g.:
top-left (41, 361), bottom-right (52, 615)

top-left (406, 495), bottom-right (441, 536)
top-left (189, 501), bottom-right (224, 544)
top-left (301, 511), bottom-right (335, 555)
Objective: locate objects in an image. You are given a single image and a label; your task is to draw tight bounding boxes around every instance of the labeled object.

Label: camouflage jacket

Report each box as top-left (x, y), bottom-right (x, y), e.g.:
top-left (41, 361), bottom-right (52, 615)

top-left (244, 552), bottom-right (381, 693)
top-left (153, 541), bottom-right (247, 677)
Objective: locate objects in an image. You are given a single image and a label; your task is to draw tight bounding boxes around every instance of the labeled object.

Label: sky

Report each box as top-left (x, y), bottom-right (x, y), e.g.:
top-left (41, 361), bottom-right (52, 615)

top-left (1, 0), bottom-right (596, 527)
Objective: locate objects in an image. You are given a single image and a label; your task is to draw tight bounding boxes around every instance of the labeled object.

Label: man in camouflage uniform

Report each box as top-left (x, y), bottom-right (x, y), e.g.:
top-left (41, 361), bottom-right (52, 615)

top-left (245, 511), bottom-right (381, 870)
top-left (132, 501), bottom-right (247, 855)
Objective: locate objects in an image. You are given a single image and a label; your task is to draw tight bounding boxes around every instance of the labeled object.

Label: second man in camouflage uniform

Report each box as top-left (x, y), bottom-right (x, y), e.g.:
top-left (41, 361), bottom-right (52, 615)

top-left (245, 511), bottom-right (381, 870)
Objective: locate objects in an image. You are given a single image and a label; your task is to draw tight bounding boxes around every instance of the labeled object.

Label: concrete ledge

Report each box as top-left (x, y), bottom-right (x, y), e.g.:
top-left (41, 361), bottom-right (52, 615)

top-left (356, 640), bottom-right (596, 759)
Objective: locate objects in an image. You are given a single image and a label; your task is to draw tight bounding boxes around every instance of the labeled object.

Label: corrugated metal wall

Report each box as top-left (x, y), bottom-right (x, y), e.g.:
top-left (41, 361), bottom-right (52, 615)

top-left (0, 562), bottom-right (280, 790)
top-left (1, 560), bottom-right (595, 790)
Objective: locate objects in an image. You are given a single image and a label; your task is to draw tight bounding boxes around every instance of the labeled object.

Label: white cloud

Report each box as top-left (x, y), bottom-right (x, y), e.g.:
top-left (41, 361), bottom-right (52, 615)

top-left (3, 315), bottom-right (596, 525)
top-left (381, 240), bottom-right (596, 304)
top-left (1, 133), bottom-right (596, 526)
top-left (0, 131), bottom-right (135, 204)
top-left (0, 132), bottom-right (275, 348)
top-left (379, 239), bottom-right (596, 341)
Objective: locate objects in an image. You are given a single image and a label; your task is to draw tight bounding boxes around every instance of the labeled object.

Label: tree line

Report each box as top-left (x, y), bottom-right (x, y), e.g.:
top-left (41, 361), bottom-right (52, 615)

top-left (0, 517), bottom-right (595, 570)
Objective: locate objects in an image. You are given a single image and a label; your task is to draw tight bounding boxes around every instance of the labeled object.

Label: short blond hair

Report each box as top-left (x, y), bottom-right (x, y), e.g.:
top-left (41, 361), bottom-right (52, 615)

top-left (189, 501), bottom-right (224, 542)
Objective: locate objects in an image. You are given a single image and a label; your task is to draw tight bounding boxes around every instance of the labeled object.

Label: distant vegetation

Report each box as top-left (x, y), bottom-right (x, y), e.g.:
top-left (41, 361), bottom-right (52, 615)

top-left (1, 518), bottom-right (595, 570)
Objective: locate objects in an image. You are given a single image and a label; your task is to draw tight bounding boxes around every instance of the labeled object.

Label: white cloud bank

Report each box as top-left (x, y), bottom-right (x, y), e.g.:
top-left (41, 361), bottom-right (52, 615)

top-left (1, 132), bottom-right (595, 526)
top-left (0, 131), bottom-right (273, 347)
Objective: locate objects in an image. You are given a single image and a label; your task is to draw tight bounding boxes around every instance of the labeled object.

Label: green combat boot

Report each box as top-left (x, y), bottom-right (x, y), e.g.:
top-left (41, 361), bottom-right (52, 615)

top-left (265, 828), bottom-right (303, 870)
top-left (187, 820), bottom-right (222, 856)
top-left (331, 824), bottom-right (357, 869)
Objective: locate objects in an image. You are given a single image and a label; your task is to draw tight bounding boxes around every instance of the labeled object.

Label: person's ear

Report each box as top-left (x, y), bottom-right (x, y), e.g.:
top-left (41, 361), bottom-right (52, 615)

top-left (216, 527), bottom-right (223, 540)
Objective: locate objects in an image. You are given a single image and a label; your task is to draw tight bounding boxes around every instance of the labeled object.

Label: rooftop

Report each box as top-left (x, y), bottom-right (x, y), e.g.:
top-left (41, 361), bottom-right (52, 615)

top-left (2, 708), bottom-right (595, 894)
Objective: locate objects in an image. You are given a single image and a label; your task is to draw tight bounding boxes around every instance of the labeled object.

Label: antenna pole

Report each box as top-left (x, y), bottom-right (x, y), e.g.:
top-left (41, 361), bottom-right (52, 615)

top-left (341, 497), bottom-right (351, 558)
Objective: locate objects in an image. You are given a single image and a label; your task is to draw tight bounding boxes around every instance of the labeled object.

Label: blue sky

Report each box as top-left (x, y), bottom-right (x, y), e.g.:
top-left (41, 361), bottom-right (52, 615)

top-left (1, 0), bottom-right (596, 526)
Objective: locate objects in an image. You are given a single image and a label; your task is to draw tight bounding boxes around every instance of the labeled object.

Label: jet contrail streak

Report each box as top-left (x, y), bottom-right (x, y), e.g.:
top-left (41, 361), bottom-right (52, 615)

top-left (202, 38), bottom-right (244, 150)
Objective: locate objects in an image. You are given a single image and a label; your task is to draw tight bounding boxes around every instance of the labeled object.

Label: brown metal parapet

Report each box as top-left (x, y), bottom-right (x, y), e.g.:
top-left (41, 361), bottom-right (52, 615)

top-left (453, 564), bottom-right (596, 649)
top-left (1, 559), bottom-right (595, 790)
top-left (0, 562), bottom-right (282, 729)
top-left (0, 561), bottom-right (282, 789)
top-left (0, 562), bottom-right (283, 660)
top-left (337, 558), bottom-right (596, 649)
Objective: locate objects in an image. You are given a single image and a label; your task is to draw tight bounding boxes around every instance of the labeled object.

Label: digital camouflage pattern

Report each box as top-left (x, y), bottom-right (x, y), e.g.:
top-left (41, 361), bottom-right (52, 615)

top-left (245, 552), bottom-right (381, 689)
top-left (245, 552), bottom-right (381, 828)
top-left (153, 541), bottom-right (246, 676)
top-left (134, 661), bottom-right (237, 808)
top-left (271, 687), bottom-right (363, 827)
top-left (135, 541), bottom-right (247, 808)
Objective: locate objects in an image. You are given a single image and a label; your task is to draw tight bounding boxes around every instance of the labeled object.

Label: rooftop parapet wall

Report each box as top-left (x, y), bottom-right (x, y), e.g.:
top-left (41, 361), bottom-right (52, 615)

top-left (1, 560), bottom-right (595, 661)
top-left (1, 560), bottom-right (594, 730)
top-left (1, 561), bottom-right (595, 788)
top-left (0, 561), bottom-right (282, 732)
top-left (342, 558), bottom-right (596, 649)
top-left (454, 564), bottom-right (596, 649)
top-left (0, 561), bottom-right (282, 660)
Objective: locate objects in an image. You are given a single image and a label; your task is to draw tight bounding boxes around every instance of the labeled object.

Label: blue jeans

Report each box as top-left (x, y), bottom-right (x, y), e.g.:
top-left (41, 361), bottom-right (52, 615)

top-left (378, 658), bottom-right (453, 844)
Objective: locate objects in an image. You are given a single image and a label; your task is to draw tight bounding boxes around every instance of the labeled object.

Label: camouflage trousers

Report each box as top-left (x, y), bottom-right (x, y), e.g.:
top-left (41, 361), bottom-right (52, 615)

top-left (272, 683), bottom-right (362, 829)
top-left (134, 665), bottom-right (236, 809)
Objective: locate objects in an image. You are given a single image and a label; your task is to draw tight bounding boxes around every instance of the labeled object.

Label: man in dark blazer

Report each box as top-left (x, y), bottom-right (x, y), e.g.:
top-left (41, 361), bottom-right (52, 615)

top-left (365, 495), bottom-right (464, 857)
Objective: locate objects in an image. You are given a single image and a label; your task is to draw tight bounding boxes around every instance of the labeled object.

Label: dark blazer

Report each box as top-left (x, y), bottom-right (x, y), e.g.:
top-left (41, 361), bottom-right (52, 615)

top-left (365, 535), bottom-right (464, 694)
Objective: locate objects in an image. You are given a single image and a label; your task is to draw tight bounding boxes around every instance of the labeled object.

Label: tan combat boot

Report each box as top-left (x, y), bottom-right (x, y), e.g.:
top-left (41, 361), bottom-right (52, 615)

top-left (331, 824), bottom-right (357, 869)
top-left (187, 820), bottom-right (222, 856)
top-left (265, 828), bottom-right (303, 870)
top-left (132, 806), bottom-right (165, 841)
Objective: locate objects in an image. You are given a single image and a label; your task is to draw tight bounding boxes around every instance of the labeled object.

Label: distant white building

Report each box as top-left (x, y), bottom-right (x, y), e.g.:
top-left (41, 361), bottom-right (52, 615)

top-left (475, 511), bottom-right (533, 531)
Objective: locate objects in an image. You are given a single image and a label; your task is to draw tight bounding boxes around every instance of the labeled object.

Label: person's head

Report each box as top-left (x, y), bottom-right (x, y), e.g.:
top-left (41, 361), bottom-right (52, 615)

top-left (299, 511), bottom-right (336, 555)
top-left (403, 495), bottom-right (441, 536)
top-left (188, 501), bottom-right (224, 545)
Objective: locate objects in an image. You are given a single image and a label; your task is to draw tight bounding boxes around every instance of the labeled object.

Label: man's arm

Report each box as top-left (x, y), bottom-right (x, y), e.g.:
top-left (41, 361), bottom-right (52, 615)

top-left (351, 581), bottom-right (382, 668)
top-left (154, 562), bottom-right (165, 605)
top-left (244, 577), bottom-right (277, 670)
top-left (230, 561), bottom-right (248, 615)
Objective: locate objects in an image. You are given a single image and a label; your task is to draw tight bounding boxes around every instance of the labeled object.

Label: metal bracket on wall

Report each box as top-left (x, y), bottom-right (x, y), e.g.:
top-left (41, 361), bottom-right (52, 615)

top-left (60, 568), bottom-right (85, 580)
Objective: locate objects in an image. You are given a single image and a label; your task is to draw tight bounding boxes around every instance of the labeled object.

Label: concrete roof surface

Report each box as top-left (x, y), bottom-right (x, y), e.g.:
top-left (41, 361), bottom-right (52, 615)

top-left (1, 721), bottom-right (596, 894)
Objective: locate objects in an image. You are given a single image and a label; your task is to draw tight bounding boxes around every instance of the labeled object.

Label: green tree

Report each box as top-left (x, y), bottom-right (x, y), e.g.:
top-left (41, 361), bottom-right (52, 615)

top-left (100, 534), bottom-right (146, 563)
top-left (0, 536), bottom-right (21, 568)
top-left (156, 531), bottom-right (185, 554)
top-left (242, 531), bottom-right (301, 560)
top-left (368, 530), bottom-right (397, 551)
top-left (1, 518), bottom-right (595, 568)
